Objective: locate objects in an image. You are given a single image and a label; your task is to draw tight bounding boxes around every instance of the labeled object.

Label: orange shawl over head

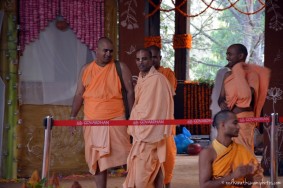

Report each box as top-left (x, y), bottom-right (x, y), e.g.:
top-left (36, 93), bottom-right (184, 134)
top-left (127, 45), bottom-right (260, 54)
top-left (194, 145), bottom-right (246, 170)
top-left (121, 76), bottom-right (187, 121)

top-left (82, 60), bottom-right (124, 120)
top-left (224, 62), bottom-right (270, 117)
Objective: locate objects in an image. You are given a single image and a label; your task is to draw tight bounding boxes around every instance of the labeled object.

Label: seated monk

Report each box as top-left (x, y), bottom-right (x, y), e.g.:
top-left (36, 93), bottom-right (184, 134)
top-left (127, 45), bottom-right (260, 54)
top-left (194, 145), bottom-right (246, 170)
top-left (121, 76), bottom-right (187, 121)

top-left (199, 110), bottom-right (266, 188)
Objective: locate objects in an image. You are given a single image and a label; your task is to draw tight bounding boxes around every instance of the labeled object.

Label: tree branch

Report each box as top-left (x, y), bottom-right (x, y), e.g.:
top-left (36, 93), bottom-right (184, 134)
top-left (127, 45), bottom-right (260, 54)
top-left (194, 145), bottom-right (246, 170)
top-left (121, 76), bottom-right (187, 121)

top-left (191, 22), bottom-right (226, 51)
top-left (192, 60), bottom-right (223, 68)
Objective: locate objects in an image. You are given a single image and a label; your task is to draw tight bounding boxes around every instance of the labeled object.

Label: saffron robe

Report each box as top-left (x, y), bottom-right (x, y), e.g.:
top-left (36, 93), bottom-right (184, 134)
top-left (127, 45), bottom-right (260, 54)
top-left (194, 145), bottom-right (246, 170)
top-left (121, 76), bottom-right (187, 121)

top-left (224, 62), bottom-right (270, 152)
top-left (158, 66), bottom-right (177, 91)
top-left (82, 60), bottom-right (131, 174)
top-left (210, 62), bottom-right (270, 148)
top-left (233, 111), bottom-right (256, 153)
top-left (224, 62), bottom-right (270, 118)
top-left (157, 66), bottom-right (177, 184)
top-left (212, 140), bottom-right (265, 188)
top-left (123, 67), bottom-right (174, 188)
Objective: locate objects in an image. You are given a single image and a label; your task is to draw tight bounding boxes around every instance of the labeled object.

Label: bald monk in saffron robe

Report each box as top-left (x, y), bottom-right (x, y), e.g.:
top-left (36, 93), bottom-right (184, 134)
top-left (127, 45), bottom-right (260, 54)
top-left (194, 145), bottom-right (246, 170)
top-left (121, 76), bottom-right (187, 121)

top-left (210, 44), bottom-right (270, 153)
top-left (199, 110), bottom-right (265, 188)
top-left (147, 45), bottom-right (177, 188)
top-left (123, 48), bottom-right (175, 188)
top-left (70, 37), bottom-right (134, 188)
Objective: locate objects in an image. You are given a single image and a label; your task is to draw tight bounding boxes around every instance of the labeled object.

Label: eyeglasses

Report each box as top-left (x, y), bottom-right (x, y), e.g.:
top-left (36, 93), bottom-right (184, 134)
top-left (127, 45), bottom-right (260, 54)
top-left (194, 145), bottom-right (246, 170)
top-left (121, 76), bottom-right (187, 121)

top-left (136, 57), bottom-right (150, 62)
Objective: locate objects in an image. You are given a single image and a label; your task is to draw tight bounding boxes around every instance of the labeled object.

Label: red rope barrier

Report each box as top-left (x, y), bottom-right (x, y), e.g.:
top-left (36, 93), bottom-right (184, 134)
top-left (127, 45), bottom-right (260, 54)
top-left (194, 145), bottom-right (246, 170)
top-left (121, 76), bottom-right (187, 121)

top-left (53, 117), bottom-right (273, 126)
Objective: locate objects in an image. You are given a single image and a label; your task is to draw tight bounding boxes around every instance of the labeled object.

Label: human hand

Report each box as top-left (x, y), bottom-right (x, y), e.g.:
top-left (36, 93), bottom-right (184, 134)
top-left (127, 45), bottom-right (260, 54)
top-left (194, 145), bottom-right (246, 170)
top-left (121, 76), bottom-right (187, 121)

top-left (70, 126), bottom-right (77, 135)
top-left (232, 163), bottom-right (256, 179)
top-left (70, 116), bottom-right (76, 135)
top-left (219, 102), bottom-right (229, 110)
top-left (132, 75), bottom-right (138, 88)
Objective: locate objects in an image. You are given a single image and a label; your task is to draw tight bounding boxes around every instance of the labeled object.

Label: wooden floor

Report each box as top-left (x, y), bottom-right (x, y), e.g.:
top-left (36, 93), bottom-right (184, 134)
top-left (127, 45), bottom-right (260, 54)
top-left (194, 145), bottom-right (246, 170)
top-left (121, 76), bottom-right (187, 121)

top-left (0, 155), bottom-right (282, 188)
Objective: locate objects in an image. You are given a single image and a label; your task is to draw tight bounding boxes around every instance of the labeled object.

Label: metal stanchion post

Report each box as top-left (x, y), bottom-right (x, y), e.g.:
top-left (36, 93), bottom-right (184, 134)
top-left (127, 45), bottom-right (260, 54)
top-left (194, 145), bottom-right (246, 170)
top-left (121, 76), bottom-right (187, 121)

top-left (270, 113), bottom-right (278, 188)
top-left (41, 116), bottom-right (53, 180)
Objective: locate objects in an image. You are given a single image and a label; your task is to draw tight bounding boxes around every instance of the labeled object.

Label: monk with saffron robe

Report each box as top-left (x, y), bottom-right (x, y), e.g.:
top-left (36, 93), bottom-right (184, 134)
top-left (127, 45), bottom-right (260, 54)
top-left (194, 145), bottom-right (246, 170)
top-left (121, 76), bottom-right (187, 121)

top-left (147, 45), bottom-right (177, 91)
top-left (123, 48), bottom-right (175, 188)
top-left (199, 110), bottom-right (265, 188)
top-left (210, 44), bottom-right (270, 153)
top-left (70, 37), bottom-right (134, 188)
top-left (147, 45), bottom-right (177, 188)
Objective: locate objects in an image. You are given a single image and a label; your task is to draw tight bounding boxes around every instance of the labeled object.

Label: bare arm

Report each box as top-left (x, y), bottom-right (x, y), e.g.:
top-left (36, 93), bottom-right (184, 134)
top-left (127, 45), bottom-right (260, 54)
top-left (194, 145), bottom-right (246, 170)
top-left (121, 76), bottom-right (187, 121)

top-left (199, 147), bottom-right (257, 188)
top-left (199, 147), bottom-right (226, 188)
top-left (249, 87), bottom-right (255, 109)
top-left (120, 62), bottom-right (134, 113)
top-left (218, 72), bottom-right (231, 110)
top-left (70, 65), bottom-right (87, 118)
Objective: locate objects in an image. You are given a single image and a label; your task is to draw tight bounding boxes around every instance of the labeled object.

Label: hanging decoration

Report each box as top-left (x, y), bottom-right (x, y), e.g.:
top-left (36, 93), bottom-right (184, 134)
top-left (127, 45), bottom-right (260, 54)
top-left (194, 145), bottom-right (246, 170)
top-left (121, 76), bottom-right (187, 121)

top-left (19, 0), bottom-right (59, 54)
top-left (144, 36), bottom-right (162, 48)
top-left (146, 0), bottom-right (188, 18)
top-left (60, 0), bottom-right (104, 51)
top-left (19, 0), bottom-right (104, 55)
top-left (146, 0), bottom-right (266, 18)
top-left (173, 34), bottom-right (192, 49)
top-left (183, 82), bottom-right (213, 135)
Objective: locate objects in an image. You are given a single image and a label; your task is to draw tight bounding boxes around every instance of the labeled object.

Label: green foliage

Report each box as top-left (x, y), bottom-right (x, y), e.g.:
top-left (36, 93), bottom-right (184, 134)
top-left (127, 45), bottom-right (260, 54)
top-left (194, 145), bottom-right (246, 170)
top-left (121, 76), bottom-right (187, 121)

top-left (160, 3), bottom-right (175, 69)
top-left (160, 0), bottom-right (265, 82)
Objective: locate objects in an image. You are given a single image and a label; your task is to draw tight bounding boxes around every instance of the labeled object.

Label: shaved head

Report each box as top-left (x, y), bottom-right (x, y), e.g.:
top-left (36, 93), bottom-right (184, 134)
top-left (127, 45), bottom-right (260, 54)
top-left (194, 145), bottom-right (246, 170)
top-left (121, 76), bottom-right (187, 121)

top-left (146, 45), bottom-right (161, 69)
top-left (147, 45), bottom-right (161, 54)
top-left (95, 37), bottom-right (114, 65)
top-left (97, 37), bottom-right (113, 48)
top-left (213, 110), bottom-right (235, 129)
top-left (229, 43), bottom-right (248, 60)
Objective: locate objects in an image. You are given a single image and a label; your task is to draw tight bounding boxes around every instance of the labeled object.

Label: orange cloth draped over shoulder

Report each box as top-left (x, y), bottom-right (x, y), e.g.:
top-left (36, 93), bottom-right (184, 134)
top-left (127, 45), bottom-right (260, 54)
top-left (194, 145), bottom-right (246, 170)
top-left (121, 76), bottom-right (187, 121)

top-left (123, 67), bottom-right (174, 188)
top-left (212, 140), bottom-right (265, 188)
top-left (158, 66), bottom-right (177, 184)
top-left (82, 60), bottom-right (131, 174)
top-left (224, 62), bottom-right (270, 118)
top-left (158, 66), bottom-right (177, 91)
top-left (224, 62), bottom-right (270, 152)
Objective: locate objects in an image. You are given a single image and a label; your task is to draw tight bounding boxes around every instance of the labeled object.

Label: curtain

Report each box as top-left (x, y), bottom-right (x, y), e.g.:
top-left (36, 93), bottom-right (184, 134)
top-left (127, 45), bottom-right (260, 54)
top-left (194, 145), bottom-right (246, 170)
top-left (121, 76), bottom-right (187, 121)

top-left (20, 0), bottom-right (104, 54)
top-left (19, 0), bottom-right (59, 54)
top-left (19, 20), bottom-right (95, 105)
top-left (19, 0), bottom-right (104, 105)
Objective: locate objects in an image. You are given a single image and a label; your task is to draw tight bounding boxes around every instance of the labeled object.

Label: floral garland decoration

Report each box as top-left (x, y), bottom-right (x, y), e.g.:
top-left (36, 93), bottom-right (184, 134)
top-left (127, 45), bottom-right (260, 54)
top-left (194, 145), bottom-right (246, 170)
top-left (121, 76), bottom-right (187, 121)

top-left (183, 81), bottom-right (213, 135)
top-left (200, 0), bottom-right (240, 11)
top-left (173, 34), bottom-right (192, 49)
top-left (146, 0), bottom-right (266, 18)
top-left (227, 0), bottom-right (266, 15)
top-left (144, 36), bottom-right (162, 49)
